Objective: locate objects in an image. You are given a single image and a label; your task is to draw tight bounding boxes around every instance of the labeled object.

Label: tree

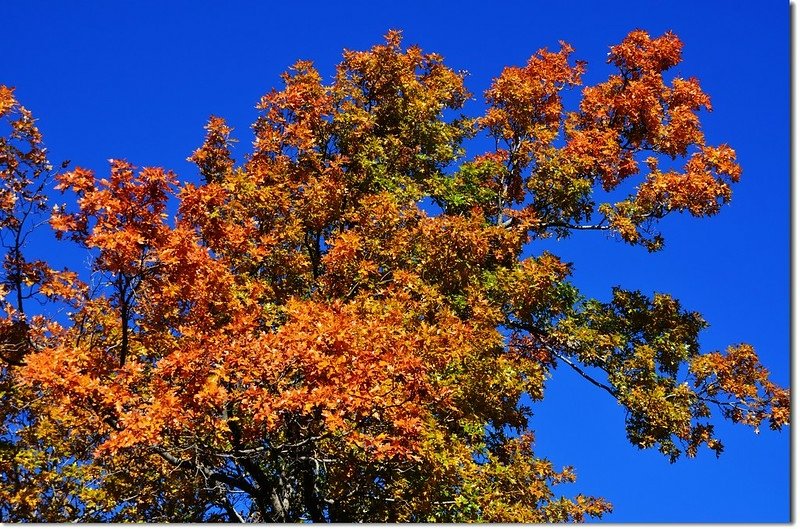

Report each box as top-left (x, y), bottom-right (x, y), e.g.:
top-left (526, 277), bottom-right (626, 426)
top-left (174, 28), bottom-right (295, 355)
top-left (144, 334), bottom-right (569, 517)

top-left (0, 30), bottom-right (789, 522)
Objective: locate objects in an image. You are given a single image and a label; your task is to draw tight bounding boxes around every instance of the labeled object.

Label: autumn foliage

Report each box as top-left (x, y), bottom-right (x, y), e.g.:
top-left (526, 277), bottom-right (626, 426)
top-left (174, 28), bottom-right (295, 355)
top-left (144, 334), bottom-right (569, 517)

top-left (0, 30), bottom-right (789, 522)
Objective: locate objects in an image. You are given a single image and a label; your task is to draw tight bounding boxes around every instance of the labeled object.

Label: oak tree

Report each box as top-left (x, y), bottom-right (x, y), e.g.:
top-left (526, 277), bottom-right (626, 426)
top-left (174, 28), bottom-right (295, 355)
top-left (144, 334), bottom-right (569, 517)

top-left (0, 30), bottom-right (789, 522)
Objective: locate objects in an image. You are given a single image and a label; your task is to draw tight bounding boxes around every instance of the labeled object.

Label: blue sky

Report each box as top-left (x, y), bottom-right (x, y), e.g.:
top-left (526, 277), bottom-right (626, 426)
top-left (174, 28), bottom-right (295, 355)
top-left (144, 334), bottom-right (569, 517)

top-left (3, 0), bottom-right (790, 522)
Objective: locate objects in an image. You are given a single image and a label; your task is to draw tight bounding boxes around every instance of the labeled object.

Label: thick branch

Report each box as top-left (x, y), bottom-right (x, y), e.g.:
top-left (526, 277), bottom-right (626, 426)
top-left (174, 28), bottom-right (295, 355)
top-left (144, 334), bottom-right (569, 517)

top-left (153, 446), bottom-right (259, 498)
top-left (542, 220), bottom-right (610, 231)
top-left (223, 402), bottom-right (285, 521)
top-left (509, 321), bottom-right (618, 399)
top-left (550, 350), bottom-right (618, 398)
top-left (218, 486), bottom-right (246, 523)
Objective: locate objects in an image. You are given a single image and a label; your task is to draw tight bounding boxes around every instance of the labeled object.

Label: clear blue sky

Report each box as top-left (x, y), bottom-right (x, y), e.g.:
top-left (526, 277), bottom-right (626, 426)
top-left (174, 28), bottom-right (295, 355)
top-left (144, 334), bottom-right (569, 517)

top-left (3, 0), bottom-right (790, 522)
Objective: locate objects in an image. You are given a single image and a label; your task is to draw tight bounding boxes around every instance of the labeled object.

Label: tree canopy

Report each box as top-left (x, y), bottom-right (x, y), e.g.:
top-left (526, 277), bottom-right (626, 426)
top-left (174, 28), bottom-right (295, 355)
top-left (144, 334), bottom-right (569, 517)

top-left (0, 30), bottom-right (789, 522)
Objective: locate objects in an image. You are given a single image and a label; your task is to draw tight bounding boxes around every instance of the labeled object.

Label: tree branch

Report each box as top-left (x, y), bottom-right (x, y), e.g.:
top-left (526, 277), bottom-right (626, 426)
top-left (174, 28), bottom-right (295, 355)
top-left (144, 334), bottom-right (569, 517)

top-left (153, 446), bottom-right (259, 498)
top-left (550, 350), bottom-right (618, 398)
top-left (509, 322), bottom-right (618, 399)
